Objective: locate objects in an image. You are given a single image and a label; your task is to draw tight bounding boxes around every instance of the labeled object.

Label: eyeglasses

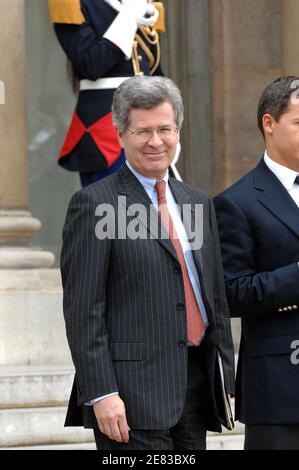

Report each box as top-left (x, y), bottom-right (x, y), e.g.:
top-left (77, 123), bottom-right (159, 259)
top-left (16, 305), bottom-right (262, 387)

top-left (126, 126), bottom-right (178, 143)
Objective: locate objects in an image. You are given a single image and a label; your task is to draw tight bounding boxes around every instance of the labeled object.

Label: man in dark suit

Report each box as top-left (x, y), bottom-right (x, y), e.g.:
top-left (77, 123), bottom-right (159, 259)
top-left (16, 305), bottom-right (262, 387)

top-left (214, 76), bottom-right (299, 450)
top-left (61, 75), bottom-right (235, 450)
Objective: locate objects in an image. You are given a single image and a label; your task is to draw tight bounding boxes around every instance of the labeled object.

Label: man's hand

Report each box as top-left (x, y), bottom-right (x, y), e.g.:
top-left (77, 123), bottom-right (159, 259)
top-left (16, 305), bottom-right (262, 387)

top-left (93, 395), bottom-right (131, 443)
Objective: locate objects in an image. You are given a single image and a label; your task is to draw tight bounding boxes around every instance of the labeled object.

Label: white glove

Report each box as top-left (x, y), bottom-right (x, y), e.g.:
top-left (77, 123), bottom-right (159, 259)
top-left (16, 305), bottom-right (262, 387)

top-left (121, 0), bottom-right (159, 27)
top-left (103, 0), bottom-right (159, 58)
top-left (170, 143), bottom-right (182, 181)
top-left (137, 4), bottom-right (159, 26)
top-left (121, 0), bottom-right (148, 17)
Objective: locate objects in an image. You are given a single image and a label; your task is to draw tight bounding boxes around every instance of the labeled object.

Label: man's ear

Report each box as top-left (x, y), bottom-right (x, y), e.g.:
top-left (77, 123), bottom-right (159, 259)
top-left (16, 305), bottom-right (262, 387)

top-left (262, 114), bottom-right (275, 136)
top-left (116, 128), bottom-right (125, 148)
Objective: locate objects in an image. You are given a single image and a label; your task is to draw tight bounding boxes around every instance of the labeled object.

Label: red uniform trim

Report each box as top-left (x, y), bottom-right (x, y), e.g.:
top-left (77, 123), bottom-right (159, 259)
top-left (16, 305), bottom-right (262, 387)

top-left (89, 113), bottom-right (121, 167)
top-left (59, 112), bottom-right (121, 168)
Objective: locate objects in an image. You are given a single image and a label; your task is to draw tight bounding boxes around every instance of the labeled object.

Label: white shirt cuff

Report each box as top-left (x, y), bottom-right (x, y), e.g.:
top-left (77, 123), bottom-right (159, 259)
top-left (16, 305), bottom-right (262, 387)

top-left (85, 392), bottom-right (119, 406)
top-left (103, 10), bottom-right (138, 59)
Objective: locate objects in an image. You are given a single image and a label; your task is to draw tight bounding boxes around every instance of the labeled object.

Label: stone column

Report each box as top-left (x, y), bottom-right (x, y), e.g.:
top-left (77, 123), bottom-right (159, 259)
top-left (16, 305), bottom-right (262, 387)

top-left (0, 0), bottom-right (70, 367)
top-left (281, 0), bottom-right (299, 76)
top-left (0, 2), bottom-right (90, 449)
top-left (210, 0), bottom-right (282, 194)
top-left (0, 0), bottom-right (54, 269)
top-left (161, 0), bottom-right (213, 192)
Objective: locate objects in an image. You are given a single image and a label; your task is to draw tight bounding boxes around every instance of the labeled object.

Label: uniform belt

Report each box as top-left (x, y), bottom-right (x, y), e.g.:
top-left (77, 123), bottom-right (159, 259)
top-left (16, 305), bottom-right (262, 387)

top-left (79, 77), bottom-right (130, 91)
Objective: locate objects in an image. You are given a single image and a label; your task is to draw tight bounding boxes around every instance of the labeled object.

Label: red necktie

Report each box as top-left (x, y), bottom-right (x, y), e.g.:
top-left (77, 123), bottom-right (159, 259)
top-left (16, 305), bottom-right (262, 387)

top-left (155, 180), bottom-right (206, 345)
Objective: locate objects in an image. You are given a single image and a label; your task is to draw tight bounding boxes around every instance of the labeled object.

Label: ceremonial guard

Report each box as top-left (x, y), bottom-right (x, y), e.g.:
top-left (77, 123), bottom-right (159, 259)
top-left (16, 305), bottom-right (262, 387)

top-left (48, 0), bottom-right (167, 187)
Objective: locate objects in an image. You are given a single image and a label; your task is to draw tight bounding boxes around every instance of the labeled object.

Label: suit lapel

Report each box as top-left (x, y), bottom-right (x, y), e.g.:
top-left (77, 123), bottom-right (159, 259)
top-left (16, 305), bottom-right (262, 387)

top-left (254, 159), bottom-right (299, 238)
top-left (116, 165), bottom-right (178, 261)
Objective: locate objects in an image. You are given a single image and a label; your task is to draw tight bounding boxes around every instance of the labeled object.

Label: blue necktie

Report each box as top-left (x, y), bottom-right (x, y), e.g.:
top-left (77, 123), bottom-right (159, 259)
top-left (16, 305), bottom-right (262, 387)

top-left (295, 175), bottom-right (299, 186)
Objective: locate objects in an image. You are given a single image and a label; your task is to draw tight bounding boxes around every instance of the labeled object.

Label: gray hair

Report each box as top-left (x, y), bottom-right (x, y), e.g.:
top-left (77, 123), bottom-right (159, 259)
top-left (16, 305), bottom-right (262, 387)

top-left (112, 76), bottom-right (184, 131)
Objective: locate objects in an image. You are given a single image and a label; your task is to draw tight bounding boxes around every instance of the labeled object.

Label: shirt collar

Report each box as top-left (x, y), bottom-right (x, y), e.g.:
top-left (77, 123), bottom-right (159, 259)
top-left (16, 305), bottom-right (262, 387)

top-left (264, 151), bottom-right (299, 191)
top-left (125, 160), bottom-right (169, 198)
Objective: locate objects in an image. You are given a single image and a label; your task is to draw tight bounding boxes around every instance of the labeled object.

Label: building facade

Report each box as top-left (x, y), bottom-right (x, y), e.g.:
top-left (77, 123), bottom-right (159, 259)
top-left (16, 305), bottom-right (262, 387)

top-left (0, 0), bottom-right (298, 449)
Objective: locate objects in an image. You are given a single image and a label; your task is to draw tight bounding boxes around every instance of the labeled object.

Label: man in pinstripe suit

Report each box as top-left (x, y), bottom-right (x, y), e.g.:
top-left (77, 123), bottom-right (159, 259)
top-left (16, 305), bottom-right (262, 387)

top-left (61, 76), bottom-right (235, 450)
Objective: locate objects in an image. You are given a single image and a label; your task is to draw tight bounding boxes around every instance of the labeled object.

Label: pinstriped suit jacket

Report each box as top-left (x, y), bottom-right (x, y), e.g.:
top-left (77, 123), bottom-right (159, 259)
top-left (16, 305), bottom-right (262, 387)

top-left (61, 164), bottom-right (235, 432)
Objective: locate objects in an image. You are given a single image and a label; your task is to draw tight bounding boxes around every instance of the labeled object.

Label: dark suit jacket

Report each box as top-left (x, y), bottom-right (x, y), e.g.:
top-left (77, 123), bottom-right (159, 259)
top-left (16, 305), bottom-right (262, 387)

top-left (214, 158), bottom-right (299, 424)
top-left (61, 164), bottom-right (235, 431)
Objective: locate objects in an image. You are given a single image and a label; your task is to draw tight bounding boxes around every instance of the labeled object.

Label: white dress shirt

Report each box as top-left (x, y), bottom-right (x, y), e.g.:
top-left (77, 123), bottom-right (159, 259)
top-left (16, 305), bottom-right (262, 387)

top-left (263, 150), bottom-right (299, 275)
top-left (264, 151), bottom-right (299, 208)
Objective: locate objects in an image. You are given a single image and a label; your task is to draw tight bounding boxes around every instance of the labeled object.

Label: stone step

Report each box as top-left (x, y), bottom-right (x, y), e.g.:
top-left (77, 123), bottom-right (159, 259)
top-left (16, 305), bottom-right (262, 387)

top-left (0, 406), bottom-right (94, 448)
top-left (0, 406), bottom-right (243, 449)
top-left (0, 269), bottom-right (72, 366)
top-left (3, 442), bottom-right (96, 450)
top-left (0, 365), bottom-right (74, 408)
top-left (0, 364), bottom-right (241, 414)
top-left (2, 434), bottom-right (244, 450)
top-left (0, 402), bottom-right (244, 448)
top-left (207, 433), bottom-right (244, 450)
top-left (0, 365), bottom-right (244, 449)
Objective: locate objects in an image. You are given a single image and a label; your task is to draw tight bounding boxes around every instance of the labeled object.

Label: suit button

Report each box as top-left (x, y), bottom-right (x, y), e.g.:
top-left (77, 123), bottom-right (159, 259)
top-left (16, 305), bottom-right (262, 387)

top-left (283, 307), bottom-right (288, 312)
top-left (177, 303), bottom-right (185, 311)
top-left (174, 266), bottom-right (181, 274)
top-left (178, 340), bottom-right (187, 348)
top-left (293, 305), bottom-right (298, 310)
